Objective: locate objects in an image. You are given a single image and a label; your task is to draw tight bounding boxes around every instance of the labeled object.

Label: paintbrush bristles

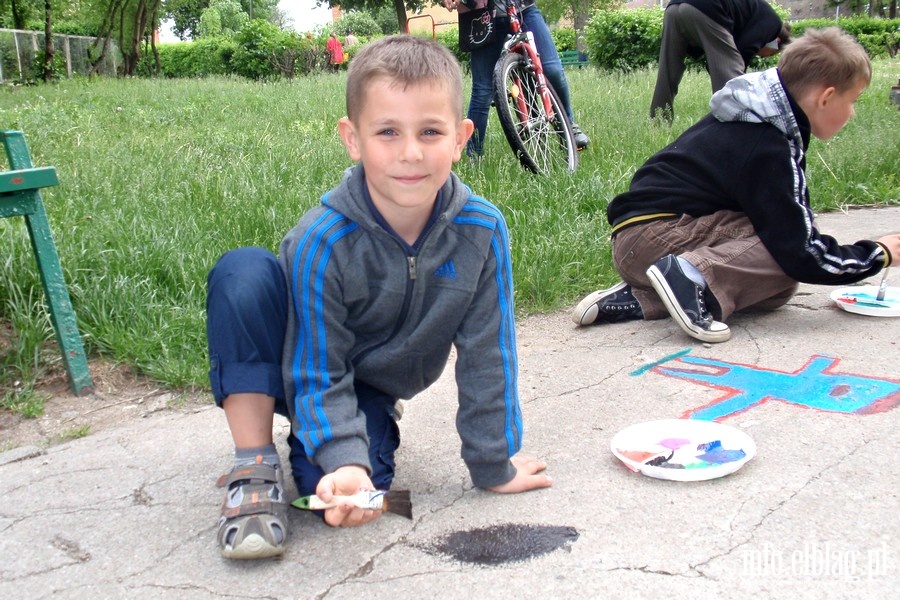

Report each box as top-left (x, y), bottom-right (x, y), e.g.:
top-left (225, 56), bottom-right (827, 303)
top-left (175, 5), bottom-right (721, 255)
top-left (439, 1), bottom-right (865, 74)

top-left (383, 490), bottom-right (413, 519)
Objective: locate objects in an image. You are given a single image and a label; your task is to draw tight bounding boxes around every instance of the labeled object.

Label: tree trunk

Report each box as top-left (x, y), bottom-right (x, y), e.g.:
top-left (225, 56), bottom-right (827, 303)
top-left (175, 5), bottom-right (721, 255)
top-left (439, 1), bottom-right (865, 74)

top-left (89, 0), bottom-right (123, 76)
top-left (150, 4), bottom-right (161, 76)
top-left (42, 0), bottom-right (53, 82)
top-left (574, 10), bottom-right (589, 53)
top-left (10, 0), bottom-right (26, 29)
top-left (394, 0), bottom-right (407, 34)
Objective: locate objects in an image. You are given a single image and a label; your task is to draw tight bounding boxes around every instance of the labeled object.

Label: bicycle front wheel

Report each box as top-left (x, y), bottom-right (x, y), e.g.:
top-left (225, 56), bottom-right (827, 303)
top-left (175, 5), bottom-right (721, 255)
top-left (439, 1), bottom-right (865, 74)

top-left (492, 52), bottom-right (579, 175)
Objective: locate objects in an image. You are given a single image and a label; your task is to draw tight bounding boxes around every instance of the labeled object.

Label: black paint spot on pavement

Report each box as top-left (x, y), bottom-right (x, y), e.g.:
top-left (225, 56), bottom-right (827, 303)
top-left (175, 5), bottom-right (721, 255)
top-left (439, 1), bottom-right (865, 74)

top-left (423, 523), bottom-right (579, 565)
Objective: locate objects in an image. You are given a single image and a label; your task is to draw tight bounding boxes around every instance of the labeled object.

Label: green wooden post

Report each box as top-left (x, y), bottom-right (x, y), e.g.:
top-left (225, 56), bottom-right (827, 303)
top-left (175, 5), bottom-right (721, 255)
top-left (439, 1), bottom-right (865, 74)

top-left (1, 130), bottom-right (93, 395)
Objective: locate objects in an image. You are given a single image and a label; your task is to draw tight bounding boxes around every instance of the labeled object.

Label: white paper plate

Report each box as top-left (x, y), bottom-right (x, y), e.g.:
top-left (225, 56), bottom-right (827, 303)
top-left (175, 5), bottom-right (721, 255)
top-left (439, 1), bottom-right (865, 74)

top-left (610, 419), bottom-right (756, 482)
top-left (830, 285), bottom-right (900, 317)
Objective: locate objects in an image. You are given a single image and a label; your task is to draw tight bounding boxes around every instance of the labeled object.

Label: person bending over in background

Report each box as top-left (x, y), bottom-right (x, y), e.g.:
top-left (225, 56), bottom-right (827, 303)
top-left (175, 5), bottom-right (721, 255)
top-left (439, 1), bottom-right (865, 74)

top-left (650, 0), bottom-right (791, 121)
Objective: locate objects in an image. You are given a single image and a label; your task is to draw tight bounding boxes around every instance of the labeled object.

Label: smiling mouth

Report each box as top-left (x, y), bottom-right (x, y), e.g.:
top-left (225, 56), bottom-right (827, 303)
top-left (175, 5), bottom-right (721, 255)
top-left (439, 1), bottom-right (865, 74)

top-left (395, 175), bottom-right (427, 184)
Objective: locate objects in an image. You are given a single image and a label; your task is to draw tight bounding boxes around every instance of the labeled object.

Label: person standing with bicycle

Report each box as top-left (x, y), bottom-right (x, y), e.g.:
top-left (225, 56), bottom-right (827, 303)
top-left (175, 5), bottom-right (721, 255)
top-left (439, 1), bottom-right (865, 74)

top-left (445, 0), bottom-right (589, 157)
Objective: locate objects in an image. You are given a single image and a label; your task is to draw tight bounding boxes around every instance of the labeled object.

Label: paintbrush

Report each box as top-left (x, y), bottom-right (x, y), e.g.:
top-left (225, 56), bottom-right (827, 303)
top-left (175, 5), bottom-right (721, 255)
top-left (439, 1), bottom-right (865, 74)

top-left (291, 489), bottom-right (412, 519)
top-left (875, 267), bottom-right (889, 302)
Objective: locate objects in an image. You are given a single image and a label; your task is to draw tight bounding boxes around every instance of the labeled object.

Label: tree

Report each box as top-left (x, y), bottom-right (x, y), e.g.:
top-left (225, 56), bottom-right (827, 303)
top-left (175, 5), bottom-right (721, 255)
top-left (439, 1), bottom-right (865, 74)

top-left (88, 0), bottom-right (163, 76)
top-left (42, 0), bottom-right (52, 81)
top-left (199, 0), bottom-right (247, 37)
top-left (166, 0), bottom-right (206, 39)
top-left (0, 0), bottom-right (39, 29)
top-left (165, 0), bottom-right (278, 39)
top-left (333, 10), bottom-right (381, 37)
top-left (316, 0), bottom-right (429, 34)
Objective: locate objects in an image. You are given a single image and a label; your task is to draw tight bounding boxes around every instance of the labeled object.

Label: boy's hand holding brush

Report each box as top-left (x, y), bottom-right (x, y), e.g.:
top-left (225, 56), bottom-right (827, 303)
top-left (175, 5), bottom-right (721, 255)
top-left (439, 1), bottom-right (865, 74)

top-left (292, 465), bottom-right (412, 527)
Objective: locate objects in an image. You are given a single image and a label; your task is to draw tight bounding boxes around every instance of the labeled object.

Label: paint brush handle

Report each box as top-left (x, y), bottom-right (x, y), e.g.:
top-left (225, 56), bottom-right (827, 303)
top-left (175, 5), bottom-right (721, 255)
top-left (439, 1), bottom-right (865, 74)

top-left (292, 490), bottom-right (386, 511)
top-left (876, 267), bottom-right (889, 302)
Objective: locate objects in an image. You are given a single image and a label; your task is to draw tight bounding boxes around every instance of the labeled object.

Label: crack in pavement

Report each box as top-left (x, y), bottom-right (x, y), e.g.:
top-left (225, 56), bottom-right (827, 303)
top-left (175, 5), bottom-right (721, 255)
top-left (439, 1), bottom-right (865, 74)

top-left (690, 433), bottom-right (885, 579)
top-left (316, 481), bottom-right (471, 598)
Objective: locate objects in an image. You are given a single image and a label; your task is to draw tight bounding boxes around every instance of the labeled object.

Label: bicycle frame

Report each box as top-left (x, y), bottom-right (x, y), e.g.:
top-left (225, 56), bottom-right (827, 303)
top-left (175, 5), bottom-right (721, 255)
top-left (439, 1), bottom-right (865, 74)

top-left (491, 1), bottom-right (578, 173)
top-left (501, 3), bottom-right (558, 126)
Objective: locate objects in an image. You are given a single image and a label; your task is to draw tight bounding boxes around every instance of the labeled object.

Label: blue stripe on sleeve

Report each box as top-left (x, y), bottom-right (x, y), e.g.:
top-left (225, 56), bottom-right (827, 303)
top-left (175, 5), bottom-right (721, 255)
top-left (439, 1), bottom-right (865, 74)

top-left (456, 196), bottom-right (523, 456)
top-left (290, 209), bottom-right (358, 455)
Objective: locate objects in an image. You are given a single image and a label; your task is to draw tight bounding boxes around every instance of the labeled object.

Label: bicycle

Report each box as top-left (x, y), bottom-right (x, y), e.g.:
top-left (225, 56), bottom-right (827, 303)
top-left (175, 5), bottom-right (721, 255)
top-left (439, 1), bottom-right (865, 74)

top-left (492, 2), bottom-right (579, 174)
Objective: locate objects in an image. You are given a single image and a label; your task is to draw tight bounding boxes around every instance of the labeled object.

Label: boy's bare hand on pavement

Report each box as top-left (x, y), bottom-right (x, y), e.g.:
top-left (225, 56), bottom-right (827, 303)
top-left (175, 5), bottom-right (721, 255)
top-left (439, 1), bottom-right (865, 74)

top-left (486, 454), bottom-right (553, 494)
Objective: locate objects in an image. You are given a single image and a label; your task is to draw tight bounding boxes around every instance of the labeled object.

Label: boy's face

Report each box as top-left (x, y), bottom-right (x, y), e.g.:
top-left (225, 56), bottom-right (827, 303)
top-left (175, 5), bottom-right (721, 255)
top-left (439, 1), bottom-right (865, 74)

top-left (338, 77), bottom-right (473, 216)
top-left (801, 78), bottom-right (867, 141)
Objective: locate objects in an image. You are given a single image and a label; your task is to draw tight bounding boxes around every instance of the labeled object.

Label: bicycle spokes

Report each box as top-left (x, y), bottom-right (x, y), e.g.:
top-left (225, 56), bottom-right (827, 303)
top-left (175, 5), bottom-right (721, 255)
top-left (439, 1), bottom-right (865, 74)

top-left (493, 52), bottom-right (578, 174)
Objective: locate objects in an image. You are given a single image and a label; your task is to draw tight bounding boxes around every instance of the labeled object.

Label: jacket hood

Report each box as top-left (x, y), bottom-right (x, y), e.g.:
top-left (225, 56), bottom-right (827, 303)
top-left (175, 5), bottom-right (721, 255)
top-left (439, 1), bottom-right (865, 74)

top-left (709, 67), bottom-right (802, 148)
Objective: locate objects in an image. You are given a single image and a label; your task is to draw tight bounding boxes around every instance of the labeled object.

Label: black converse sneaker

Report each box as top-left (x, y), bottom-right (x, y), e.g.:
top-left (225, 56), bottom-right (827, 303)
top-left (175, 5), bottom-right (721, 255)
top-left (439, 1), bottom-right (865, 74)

top-left (646, 255), bottom-right (731, 343)
top-left (572, 282), bottom-right (643, 326)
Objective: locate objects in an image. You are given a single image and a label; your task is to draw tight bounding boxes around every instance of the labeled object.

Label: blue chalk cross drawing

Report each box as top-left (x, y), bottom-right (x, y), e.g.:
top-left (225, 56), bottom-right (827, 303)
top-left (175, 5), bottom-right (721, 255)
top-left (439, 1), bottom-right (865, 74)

top-left (644, 353), bottom-right (900, 421)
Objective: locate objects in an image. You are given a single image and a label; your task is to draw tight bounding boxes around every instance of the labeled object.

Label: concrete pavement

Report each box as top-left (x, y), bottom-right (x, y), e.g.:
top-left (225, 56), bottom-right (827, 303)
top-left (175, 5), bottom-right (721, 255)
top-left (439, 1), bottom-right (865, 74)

top-left (1, 207), bottom-right (897, 599)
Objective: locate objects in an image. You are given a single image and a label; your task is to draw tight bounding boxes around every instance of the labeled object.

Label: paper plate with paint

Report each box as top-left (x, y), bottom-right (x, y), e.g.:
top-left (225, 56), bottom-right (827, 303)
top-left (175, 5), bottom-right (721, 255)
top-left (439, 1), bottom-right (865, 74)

top-left (830, 286), bottom-right (900, 317)
top-left (610, 419), bottom-right (756, 482)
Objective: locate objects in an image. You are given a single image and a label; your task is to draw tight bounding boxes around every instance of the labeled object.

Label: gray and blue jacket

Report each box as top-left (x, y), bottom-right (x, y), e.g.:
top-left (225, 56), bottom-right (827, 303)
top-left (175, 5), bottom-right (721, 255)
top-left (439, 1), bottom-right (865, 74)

top-left (278, 165), bottom-right (521, 488)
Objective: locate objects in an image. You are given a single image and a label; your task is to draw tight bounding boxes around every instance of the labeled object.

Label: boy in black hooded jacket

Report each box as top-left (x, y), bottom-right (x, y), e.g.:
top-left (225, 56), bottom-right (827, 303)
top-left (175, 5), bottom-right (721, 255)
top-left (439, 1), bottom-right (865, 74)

top-left (575, 28), bottom-right (900, 343)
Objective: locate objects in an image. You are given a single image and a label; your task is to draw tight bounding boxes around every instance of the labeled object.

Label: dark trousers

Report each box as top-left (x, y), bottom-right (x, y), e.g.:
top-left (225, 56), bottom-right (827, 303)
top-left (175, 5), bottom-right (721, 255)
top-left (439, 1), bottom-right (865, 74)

top-left (650, 3), bottom-right (745, 120)
top-left (466, 5), bottom-right (574, 156)
top-left (206, 246), bottom-right (400, 496)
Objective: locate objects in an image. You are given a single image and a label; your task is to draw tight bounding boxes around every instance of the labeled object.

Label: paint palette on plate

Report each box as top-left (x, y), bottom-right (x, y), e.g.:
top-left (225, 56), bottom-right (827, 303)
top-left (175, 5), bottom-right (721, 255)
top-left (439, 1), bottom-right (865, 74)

top-left (610, 419), bottom-right (756, 482)
top-left (830, 285), bottom-right (900, 317)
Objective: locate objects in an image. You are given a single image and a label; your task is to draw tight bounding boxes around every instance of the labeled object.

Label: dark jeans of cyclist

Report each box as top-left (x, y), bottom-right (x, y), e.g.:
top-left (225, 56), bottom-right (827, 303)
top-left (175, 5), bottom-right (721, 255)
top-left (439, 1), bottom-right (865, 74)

top-left (466, 4), bottom-right (573, 156)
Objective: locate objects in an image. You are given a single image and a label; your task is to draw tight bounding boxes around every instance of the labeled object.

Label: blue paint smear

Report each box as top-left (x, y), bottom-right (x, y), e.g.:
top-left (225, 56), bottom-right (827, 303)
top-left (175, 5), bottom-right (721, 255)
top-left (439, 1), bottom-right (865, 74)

top-left (630, 348), bottom-right (692, 376)
top-left (657, 355), bottom-right (900, 421)
top-left (696, 440), bottom-right (722, 452)
top-left (697, 447), bottom-right (746, 464)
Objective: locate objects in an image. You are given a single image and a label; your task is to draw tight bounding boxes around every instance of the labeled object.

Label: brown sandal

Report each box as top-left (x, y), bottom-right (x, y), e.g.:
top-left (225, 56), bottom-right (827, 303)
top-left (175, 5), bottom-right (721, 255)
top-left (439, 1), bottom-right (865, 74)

top-left (216, 462), bottom-right (288, 559)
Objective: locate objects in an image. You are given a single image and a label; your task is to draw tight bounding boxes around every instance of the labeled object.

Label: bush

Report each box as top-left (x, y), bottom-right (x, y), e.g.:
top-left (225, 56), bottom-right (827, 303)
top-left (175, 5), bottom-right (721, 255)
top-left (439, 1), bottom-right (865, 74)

top-left (551, 28), bottom-right (577, 53)
top-left (32, 49), bottom-right (67, 82)
top-left (333, 12), bottom-right (381, 37)
top-left (231, 19), bottom-right (307, 80)
top-left (29, 19), bottom-right (99, 37)
top-left (137, 37), bottom-right (237, 78)
top-left (793, 17), bottom-right (899, 58)
top-left (584, 8), bottom-right (663, 71)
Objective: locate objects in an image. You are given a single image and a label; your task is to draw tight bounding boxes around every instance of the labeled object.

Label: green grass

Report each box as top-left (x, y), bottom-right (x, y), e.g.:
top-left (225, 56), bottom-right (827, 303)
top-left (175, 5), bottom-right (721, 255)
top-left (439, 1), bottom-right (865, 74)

top-left (0, 63), bottom-right (897, 397)
top-left (1, 383), bottom-right (47, 418)
top-left (52, 424), bottom-right (92, 443)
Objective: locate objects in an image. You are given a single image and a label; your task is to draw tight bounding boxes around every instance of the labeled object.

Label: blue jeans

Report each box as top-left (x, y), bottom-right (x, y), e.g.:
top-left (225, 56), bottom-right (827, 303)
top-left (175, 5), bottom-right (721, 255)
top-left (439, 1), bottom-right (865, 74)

top-left (466, 5), bottom-right (575, 156)
top-left (206, 246), bottom-right (400, 497)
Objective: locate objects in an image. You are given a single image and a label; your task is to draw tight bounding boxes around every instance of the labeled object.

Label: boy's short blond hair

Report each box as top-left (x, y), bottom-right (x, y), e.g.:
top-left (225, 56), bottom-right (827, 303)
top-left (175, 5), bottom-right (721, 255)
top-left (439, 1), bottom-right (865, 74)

top-left (345, 35), bottom-right (464, 121)
top-left (778, 27), bottom-right (872, 99)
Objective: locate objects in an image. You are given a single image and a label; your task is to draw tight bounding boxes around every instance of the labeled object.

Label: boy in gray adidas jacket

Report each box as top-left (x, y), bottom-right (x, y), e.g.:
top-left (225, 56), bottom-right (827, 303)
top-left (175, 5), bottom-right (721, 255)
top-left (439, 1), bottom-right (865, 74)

top-left (206, 35), bottom-right (552, 560)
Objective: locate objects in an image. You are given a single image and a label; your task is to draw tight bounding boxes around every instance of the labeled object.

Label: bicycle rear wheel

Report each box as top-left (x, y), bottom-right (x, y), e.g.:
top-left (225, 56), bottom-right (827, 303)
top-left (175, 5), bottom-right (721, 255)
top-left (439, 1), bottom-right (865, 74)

top-left (492, 51), bottom-right (579, 174)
